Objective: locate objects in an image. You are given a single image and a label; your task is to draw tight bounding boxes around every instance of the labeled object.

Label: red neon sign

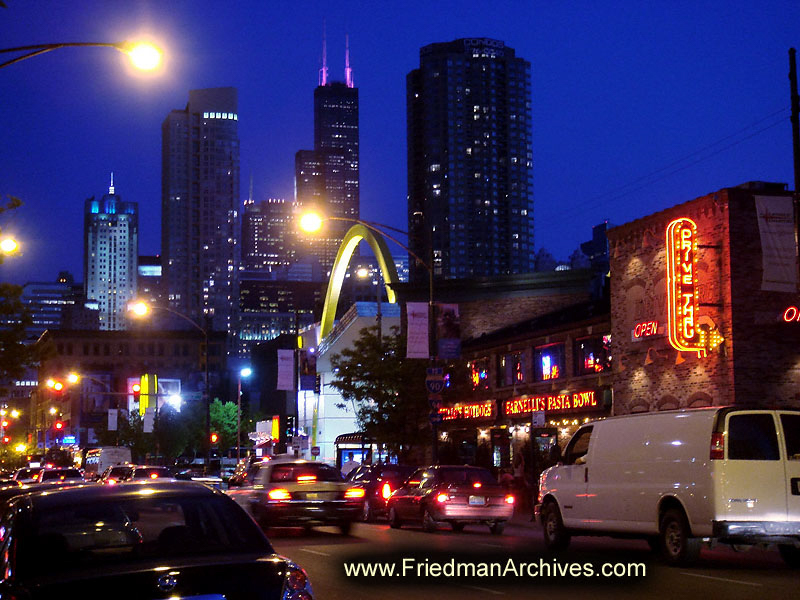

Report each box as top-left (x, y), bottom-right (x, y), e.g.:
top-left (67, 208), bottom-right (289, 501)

top-left (666, 218), bottom-right (706, 357)
top-left (440, 401), bottom-right (494, 421)
top-left (633, 321), bottom-right (659, 338)
top-left (783, 306), bottom-right (800, 322)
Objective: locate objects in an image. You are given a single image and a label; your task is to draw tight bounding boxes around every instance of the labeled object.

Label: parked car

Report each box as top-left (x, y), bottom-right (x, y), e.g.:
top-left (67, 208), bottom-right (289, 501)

top-left (36, 467), bottom-right (84, 484)
top-left (227, 459), bottom-right (364, 534)
top-left (536, 407), bottom-right (800, 566)
top-left (386, 465), bottom-right (515, 534)
top-left (346, 463), bottom-right (418, 522)
top-left (0, 480), bottom-right (314, 599)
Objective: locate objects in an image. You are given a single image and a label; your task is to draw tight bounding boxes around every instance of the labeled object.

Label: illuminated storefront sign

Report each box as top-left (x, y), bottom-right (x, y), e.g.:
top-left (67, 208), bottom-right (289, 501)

top-left (440, 400), bottom-right (495, 421)
top-left (783, 306), bottom-right (800, 322)
top-left (665, 217), bottom-right (723, 357)
top-left (504, 391), bottom-right (599, 417)
top-left (632, 320), bottom-right (660, 340)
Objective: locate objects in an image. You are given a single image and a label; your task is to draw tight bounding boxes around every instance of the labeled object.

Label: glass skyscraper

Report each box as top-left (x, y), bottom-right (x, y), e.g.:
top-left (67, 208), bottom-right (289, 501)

top-left (407, 38), bottom-right (534, 282)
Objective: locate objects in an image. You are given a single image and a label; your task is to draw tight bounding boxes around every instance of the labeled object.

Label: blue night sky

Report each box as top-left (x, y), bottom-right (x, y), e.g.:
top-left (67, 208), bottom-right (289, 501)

top-left (1, 1), bottom-right (798, 285)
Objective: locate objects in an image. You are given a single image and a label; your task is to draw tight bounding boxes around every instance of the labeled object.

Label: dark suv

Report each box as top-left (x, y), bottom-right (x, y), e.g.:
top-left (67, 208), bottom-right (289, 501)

top-left (346, 463), bottom-right (417, 522)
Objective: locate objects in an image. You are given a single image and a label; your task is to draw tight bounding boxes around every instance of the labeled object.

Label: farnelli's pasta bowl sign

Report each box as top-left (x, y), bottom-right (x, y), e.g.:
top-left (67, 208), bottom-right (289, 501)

top-left (504, 391), bottom-right (600, 417)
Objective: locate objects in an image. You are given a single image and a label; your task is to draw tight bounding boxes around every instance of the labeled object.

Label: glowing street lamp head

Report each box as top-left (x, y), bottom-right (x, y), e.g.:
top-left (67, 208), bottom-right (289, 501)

top-left (240, 367), bottom-right (252, 378)
top-left (129, 301), bottom-right (149, 317)
top-left (49, 407), bottom-right (57, 416)
top-left (299, 212), bottom-right (324, 233)
top-left (67, 372), bottom-right (80, 384)
top-left (0, 237), bottom-right (18, 254)
top-left (356, 267), bottom-right (370, 278)
top-left (123, 41), bottom-right (162, 71)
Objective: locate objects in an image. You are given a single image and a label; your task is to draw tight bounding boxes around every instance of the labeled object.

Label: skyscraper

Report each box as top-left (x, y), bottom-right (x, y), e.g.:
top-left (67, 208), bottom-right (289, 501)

top-left (241, 197), bottom-right (298, 272)
top-left (162, 87), bottom-right (240, 338)
top-left (407, 38), bottom-right (534, 282)
top-left (84, 175), bottom-right (138, 330)
top-left (295, 36), bottom-right (359, 275)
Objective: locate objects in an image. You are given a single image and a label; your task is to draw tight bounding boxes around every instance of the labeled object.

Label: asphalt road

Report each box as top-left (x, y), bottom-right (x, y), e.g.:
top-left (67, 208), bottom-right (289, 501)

top-left (268, 519), bottom-right (797, 600)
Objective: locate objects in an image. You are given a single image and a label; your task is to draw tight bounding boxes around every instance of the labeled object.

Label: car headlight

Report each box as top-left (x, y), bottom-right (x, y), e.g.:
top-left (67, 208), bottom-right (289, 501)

top-left (282, 560), bottom-right (313, 600)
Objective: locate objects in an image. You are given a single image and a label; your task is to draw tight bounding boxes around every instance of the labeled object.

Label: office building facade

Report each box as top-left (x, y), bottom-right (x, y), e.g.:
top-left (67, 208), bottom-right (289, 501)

top-left (84, 176), bottom-right (138, 330)
top-left (407, 38), bottom-right (534, 282)
top-left (241, 198), bottom-right (299, 272)
top-left (162, 87), bottom-right (240, 339)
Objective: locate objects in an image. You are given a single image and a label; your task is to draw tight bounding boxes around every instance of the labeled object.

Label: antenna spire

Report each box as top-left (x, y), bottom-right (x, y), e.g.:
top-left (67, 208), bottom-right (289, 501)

top-left (345, 33), bottom-right (353, 88)
top-left (319, 20), bottom-right (328, 86)
top-left (109, 172), bottom-right (115, 195)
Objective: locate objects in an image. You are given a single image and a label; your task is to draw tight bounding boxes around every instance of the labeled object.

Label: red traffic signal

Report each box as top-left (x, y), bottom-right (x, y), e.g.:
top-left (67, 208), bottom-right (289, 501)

top-left (131, 383), bottom-right (141, 400)
top-left (54, 421), bottom-right (64, 431)
top-left (210, 432), bottom-right (219, 444)
top-left (1, 436), bottom-right (9, 445)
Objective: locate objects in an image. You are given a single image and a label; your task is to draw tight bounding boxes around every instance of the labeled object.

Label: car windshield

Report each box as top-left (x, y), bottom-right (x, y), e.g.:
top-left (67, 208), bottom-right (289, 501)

top-left (14, 468), bottom-right (41, 479)
top-left (270, 463), bottom-right (343, 483)
top-left (438, 468), bottom-right (497, 486)
top-left (15, 494), bottom-right (272, 577)
top-left (132, 467), bottom-right (170, 479)
top-left (378, 466), bottom-right (416, 480)
top-left (40, 469), bottom-right (82, 481)
top-left (108, 467), bottom-right (132, 478)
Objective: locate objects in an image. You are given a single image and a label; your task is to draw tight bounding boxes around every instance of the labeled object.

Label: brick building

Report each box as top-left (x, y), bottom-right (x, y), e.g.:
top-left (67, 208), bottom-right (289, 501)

top-left (608, 182), bottom-right (800, 414)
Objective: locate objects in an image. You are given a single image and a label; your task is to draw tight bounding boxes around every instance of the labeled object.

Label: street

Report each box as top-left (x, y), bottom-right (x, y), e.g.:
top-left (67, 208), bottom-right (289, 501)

top-left (268, 517), bottom-right (796, 600)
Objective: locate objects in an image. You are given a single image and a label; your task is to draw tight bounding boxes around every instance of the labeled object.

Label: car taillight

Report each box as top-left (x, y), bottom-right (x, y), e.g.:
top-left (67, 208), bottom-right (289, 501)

top-left (107, 478), bottom-right (117, 485)
top-left (710, 432), bottom-right (725, 459)
top-left (436, 493), bottom-right (449, 503)
top-left (282, 561), bottom-right (313, 600)
top-left (268, 488), bottom-right (292, 500)
top-left (472, 482), bottom-right (482, 488)
top-left (381, 482), bottom-right (392, 500)
top-left (345, 487), bottom-right (365, 499)
top-left (150, 473), bottom-right (159, 479)
top-left (504, 495), bottom-right (515, 504)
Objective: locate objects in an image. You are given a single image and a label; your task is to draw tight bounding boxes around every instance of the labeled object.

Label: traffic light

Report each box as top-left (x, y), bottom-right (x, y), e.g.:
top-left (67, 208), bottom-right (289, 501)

top-left (1, 436), bottom-right (8, 445)
top-left (0, 420), bottom-right (8, 429)
top-left (131, 383), bottom-right (141, 402)
top-left (210, 432), bottom-right (219, 445)
top-left (54, 421), bottom-right (64, 431)
top-left (285, 415), bottom-right (296, 438)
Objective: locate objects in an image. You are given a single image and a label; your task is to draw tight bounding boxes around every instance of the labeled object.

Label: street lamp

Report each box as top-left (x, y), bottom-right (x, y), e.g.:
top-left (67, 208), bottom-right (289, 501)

top-left (299, 211), bottom-right (440, 462)
top-left (237, 367), bottom-right (252, 463)
top-left (128, 300), bottom-right (212, 469)
top-left (0, 40), bottom-right (163, 70)
top-left (0, 237), bottom-right (18, 254)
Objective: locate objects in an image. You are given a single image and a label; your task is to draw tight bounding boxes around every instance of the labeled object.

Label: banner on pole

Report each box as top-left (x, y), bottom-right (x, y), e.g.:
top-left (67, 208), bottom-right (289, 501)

top-left (107, 409), bottom-right (118, 432)
top-left (277, 349), bottom-right (295, 390)
top-left (436, 303), bottom-right (461, 359)
top-left (406, 302), bottom-right (429, 358)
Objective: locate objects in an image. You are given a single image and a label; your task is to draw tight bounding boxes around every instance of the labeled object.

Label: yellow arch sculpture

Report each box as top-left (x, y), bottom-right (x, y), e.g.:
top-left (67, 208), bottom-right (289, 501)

top-left (318, 223), bottom-right (400, 344)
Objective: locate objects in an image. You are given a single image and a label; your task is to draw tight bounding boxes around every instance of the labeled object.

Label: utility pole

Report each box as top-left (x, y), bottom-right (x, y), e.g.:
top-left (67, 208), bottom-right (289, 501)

top-left (789, 48), bottom-right (800, 192)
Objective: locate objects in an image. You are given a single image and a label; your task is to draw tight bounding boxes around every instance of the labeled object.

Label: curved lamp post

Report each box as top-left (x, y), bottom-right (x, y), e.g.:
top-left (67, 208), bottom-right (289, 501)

top-left (128, 301), bottom-right (211, 470)
top-left (0, 41), bottom-right (162, 70)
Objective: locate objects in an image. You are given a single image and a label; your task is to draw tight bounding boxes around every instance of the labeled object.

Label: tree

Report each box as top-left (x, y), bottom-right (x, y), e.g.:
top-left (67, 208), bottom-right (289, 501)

top-left (209, 398), bottom-right (238, 452)
top-left (0, 283), bottom-right (38, 379)
top-left (328, 324), bottom-right (471, 463)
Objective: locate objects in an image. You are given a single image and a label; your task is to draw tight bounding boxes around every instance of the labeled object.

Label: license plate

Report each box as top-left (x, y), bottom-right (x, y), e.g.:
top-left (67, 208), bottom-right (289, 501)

top-left (468, 495), bottom-right (485, 505)
top-left (307, 492), bottom-right (319, 500)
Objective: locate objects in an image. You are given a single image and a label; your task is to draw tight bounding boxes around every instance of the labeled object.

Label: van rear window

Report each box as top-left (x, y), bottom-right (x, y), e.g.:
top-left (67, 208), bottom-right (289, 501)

top-left (781, 414), bottom-right (800, 460)
top-left (728, 414), bottom-right (779, 461)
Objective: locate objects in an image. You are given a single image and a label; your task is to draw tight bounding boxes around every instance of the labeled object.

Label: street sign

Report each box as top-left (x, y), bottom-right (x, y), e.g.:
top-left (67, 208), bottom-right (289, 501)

top-left (429, 411), bottom-right (443, 425)
top-left (311, 446), bottom-right (320, 456)
top-left (532, 411), bottom-right (546, 428)
top-left (425, 367), bottom-right (445, 395)
top-left (428, 397), bottom-right (442, 411)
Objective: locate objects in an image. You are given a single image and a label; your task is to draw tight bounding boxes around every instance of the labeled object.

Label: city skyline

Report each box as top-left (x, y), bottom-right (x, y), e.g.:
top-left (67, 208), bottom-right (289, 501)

top-left (1, 1), bottom-right (798, 286)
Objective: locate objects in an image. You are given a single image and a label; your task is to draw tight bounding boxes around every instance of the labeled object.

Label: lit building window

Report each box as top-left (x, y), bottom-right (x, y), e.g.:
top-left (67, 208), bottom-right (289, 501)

top-left (575, 335), bottom-right (612, 375)
top-left (534, 344), bottom-right (564, 381)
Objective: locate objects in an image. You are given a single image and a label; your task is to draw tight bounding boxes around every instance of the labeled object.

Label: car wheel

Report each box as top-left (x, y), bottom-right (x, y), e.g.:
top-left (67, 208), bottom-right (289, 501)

top-left (489, 521), bottom-right (505, 535)
top-left (659, 508), bottom-right (701, 565)
top-left (339, 520), bottom-right (353, 536)
top-left (542, 501), bottom-right (570, 551)
top-left (388, 506), bottom-right (402, 529)
top-left (778, 544), bottom-right (800, 568)
top-left (422, 508), bottom-right (438, 533)
top-left (450, 521), bottom-right (465, 532)
top-left (361, 500), bottom-right (374, 523)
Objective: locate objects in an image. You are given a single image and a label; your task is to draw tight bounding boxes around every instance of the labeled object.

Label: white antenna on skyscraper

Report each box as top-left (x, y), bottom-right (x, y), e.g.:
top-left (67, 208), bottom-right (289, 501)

top-left (109, 172), bottom-right (115, 195)
top-left (319, 20), bottom-right (328, 86)
top-left (345, 33), bottom-right (354, 88)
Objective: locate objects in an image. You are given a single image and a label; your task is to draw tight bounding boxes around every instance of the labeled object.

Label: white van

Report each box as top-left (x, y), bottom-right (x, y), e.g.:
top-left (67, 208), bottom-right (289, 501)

top-left (83, 446), bottom-right (132, 481)
top-left (535, 407), bottom-right (800, 566)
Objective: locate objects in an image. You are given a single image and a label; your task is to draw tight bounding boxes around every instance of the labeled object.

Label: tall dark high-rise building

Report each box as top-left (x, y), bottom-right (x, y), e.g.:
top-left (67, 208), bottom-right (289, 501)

top-left (295, 35), bottom-right (359, 275)
top-left (162, 88), bottom-right (240, 339)
top-left (241, 198), bottom-right (299, 272)
top-left (407, 38), bottom-right (533, 282)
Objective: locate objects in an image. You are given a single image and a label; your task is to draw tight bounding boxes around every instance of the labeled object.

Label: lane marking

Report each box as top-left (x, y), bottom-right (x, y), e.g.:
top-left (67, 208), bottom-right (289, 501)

top-left (680, 572), bottom-right (762, 587)
top-left (461, 584), bottom-right (505, 595)
top-left (299, 548), bottom-right (331, 557)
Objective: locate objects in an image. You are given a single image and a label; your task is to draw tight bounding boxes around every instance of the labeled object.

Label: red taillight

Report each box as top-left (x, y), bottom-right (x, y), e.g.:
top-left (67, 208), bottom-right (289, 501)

top-left (268, 488), bottom-right (291, 500)
top-left (381, 482), bottom-right (392, 500)
top-left (297, 475), bottom-right (317, 483)
top-left (107, 479), bottom-right (117, 485)
top-left (504, 495), bottom-right (515, 504)
top-left (150, 473), bottom-right (159, 479)
top-left (436, 493), bottom-right (449, 503)
top-left (473, 482), bottom-right (482, 488)
top-left (710, 432), bottom-right (725, 459)
top-left (345, 487), bottom-right (365, 499)
top-left (286, 566), bottom-right (309, 592)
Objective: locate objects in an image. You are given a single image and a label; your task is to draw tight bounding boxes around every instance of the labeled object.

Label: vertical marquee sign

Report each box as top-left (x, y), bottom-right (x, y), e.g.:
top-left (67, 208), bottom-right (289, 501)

top-left (665, 217), bottom-right (723, 358)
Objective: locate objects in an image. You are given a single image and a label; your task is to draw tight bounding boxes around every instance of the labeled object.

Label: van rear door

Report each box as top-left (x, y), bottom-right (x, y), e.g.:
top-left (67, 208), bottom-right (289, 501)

top-left (721, 411), bottom-right (786, 521)
top-left (778, 412), bottom-right (800, 522)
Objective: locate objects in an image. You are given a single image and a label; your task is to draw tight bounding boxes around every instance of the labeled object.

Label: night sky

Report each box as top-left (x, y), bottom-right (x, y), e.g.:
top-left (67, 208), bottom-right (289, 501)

top-left (1, 1), bottom-right (798, 285)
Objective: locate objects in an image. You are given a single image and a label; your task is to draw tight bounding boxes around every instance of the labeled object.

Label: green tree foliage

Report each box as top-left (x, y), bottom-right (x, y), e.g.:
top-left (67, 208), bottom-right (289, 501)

top-left (209, 398), bottom-right (238, 451)
top-left (0, 283), bottom-right (37, 380)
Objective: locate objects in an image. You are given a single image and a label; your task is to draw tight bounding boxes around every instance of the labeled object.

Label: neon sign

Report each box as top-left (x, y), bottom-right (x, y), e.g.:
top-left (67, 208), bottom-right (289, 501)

top-left (633, 320), bottom-right (660, 339)
top-left (440, 401), bottom-right (495, 421)
top-left (784, 306), bottom-right (800, 322)
top-left (504, 391), bottom-right (599, 416)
